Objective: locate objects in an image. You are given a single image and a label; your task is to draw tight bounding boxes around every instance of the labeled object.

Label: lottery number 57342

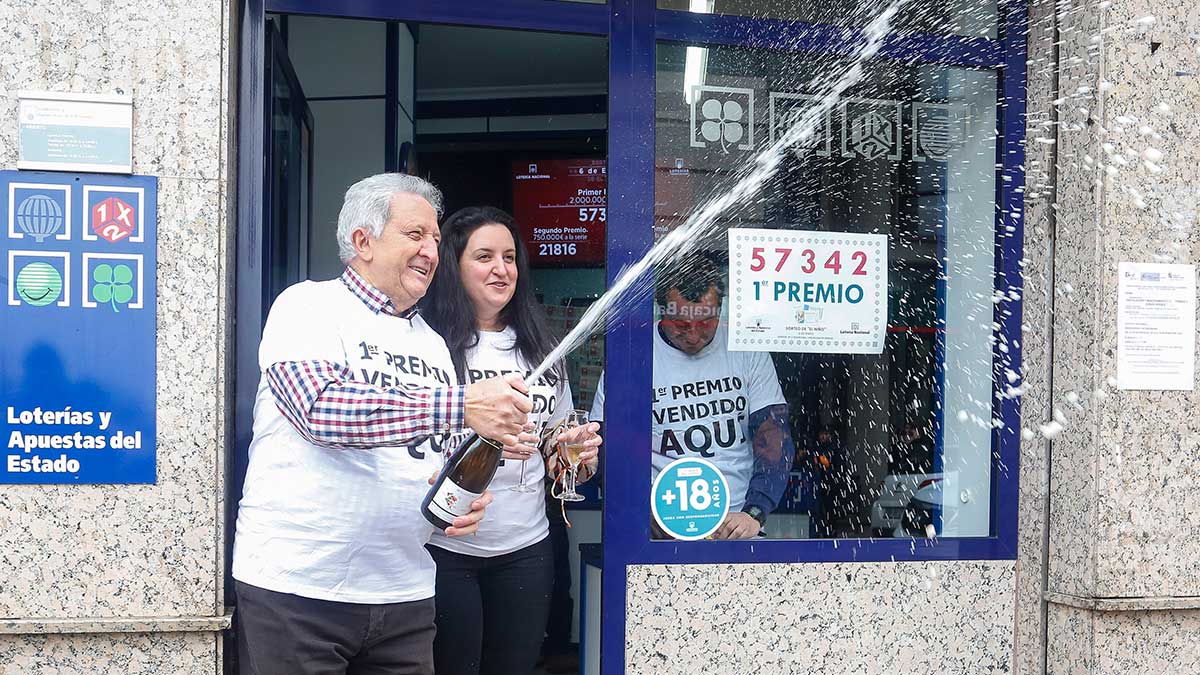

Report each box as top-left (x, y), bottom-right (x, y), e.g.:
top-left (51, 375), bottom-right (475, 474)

top-left (748, 247), bottom-right (869, 276)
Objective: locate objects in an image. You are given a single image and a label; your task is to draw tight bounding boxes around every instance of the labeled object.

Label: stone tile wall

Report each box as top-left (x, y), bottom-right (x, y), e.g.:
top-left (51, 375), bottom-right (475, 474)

top-left (627, 561), bottom-right (1015, 675)
top-left (0, 0), bottom-right (232, 672)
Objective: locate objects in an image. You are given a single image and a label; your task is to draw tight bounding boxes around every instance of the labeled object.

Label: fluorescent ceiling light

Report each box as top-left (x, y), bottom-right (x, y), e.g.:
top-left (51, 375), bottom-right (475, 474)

top-left (682, 0), bottom-right (714, 105)
top-left (683, 46), bottom-right (709, 105)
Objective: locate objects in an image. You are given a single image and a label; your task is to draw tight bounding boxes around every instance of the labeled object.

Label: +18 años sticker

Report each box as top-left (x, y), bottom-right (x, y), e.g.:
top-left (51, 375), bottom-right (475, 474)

top-left (652, 457), bottom-right (729, 540)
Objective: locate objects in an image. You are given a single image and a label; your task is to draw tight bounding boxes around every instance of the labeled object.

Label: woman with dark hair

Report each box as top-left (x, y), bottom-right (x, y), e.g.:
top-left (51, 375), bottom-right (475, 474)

top-left (422, 206), bottom-right (601, 675)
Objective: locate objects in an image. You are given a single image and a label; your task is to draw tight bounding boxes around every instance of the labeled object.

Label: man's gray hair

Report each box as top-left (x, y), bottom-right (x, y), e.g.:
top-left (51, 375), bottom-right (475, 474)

top-left (336, 173), bottom-right (444, 264)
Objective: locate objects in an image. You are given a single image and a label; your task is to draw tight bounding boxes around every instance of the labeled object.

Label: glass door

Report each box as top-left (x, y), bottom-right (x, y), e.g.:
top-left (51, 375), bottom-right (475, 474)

top-left (228, 21), bottom-right (314, 671)
top-left (264, 20), bottom-right (314, 307)
top-left (238, 5), bottom-right (609, 675)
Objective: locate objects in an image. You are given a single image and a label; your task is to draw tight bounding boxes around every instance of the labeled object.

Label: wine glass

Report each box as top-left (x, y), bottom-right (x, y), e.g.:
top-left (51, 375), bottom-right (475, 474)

top-left (554, 409), bottom-right (589, 502)
top-left (510, 384), bottom-right (552, 493)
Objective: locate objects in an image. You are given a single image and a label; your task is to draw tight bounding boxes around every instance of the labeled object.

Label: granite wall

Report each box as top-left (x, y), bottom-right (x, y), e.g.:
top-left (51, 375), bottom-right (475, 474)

top-left (1047, 602), bottom-right (1200, 675)
top-left (1040, 0), bottom-right (1200, 670)
top-left (1013, 0), bottom-right (1060, 672)
top-left (1046, 0), bottom-right (1200, 609)
top-left (626, 561), bottom-right (1016, 674)
top-left (0, 0), bottom-right (233, 671)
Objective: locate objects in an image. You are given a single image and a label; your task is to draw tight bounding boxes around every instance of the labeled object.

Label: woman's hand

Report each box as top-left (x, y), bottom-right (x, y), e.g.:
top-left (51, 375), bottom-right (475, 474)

top-left (428, 471), bottom-right (494, 536)
top-left (503, 427), bottom-right (542, 461)
top-left (555, 421), bottom-right (602, 472)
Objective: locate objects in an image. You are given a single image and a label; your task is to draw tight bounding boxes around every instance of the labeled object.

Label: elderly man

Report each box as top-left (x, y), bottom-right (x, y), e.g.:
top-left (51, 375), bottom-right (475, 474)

top-left (233, 174), bottom-right (532, 675)
top-left (592, 255), bottom-right (794, 539)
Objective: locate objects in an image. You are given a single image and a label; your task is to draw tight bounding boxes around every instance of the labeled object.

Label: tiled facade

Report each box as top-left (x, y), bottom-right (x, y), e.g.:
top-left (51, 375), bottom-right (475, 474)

top-left (0, 0), bottom-right (233, 670)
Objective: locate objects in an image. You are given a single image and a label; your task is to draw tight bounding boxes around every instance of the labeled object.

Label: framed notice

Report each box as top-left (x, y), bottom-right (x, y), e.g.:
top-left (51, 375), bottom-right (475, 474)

top-left (728, 228), bottom-right (888, 354)
top-left (18, 91), bottom-right (133, 174)
top-left (511, 159), bottom-right (606, 267)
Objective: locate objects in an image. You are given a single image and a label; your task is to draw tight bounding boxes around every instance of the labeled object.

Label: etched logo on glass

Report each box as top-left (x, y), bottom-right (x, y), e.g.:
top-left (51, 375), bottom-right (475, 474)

top-left (840, 98), bottom-right (903, 161)
top-left (913, 102), bottom-right (969, 162)
top-left (768, 92), bottom-right (833, 158)
top-left (689, 86), bottom-right (755, 153)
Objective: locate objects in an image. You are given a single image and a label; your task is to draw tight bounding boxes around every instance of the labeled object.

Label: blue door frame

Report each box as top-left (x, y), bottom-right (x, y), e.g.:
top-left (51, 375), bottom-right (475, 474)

top-left (235, 2), bottom-right (1027, 673)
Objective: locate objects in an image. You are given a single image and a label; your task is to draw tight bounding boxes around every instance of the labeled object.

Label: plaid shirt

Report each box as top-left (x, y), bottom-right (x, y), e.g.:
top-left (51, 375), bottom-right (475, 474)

top-left (264, 267), bottom-right (465, 449)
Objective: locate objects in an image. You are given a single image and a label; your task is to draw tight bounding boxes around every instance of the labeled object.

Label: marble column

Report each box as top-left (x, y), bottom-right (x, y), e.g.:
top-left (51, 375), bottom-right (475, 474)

top-left (0, 1), bottom-right (233, 673)
top-left (1013, 0), bottom-right (1061, 672)
top-left (1038, 0), bottom-right (1200, 671)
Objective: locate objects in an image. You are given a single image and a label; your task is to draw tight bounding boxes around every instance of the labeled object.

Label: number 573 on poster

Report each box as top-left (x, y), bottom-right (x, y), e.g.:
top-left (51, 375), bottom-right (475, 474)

top-left (728, 228), bottom-right (888, 355)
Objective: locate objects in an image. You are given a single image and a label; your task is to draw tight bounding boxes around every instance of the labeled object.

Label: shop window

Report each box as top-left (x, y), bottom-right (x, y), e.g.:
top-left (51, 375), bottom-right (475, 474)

top-left (643, 42), bottom-right (998, 541)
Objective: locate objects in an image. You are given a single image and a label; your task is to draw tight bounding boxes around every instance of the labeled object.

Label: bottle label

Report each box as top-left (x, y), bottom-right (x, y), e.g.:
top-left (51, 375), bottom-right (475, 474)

top-left (426, 479), bottom-right (483, 524)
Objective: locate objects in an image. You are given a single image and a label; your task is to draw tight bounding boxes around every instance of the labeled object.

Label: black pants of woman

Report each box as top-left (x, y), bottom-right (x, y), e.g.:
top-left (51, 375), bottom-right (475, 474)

top-left (427, 536), bottom-right (554, 675)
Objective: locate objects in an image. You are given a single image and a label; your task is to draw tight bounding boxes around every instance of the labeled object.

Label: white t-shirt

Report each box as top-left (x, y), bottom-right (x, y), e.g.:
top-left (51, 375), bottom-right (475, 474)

top-left (233, 279), bottom-right (455, 604)
top-left (428, 327), bottom-right (573, 557)
top-left (591, 323), bottom-right (785, 512)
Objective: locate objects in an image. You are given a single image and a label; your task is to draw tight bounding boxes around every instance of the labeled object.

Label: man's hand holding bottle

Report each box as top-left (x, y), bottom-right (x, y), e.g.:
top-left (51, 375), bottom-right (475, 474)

top-left (428, 373), bottom-right (538, 537)
top-left (464, 373), bottom-right (539, 458)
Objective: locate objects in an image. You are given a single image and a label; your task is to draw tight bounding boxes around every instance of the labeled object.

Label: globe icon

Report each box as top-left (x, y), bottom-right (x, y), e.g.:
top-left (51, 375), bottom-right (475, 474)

top-left (16, 194), bottom-right (64, 242)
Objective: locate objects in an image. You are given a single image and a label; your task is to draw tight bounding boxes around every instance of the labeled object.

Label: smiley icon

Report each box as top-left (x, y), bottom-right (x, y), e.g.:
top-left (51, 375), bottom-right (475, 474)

top-left (15, 262), bottom-right (63, 306)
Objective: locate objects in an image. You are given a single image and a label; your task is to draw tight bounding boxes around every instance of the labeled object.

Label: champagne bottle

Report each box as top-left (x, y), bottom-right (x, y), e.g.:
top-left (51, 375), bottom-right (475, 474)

top-left (422, 433), bottom-right (503, 530)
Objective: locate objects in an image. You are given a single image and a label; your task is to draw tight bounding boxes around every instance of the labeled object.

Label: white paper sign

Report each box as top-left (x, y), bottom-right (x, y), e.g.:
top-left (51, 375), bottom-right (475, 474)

top-left (1117, 262), bottom-right (1196, 390)
top-left (728, 228), bottom-right (888, 354)
top-left (18, 91), bottom-right (133, 174)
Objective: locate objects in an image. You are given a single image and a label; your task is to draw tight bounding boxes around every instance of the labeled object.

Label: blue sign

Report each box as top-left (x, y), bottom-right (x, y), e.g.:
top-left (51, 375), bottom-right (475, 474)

top-left (651, 457), bottom-right (730, 540)
top-left (1, 171), bottom-right (157, 483)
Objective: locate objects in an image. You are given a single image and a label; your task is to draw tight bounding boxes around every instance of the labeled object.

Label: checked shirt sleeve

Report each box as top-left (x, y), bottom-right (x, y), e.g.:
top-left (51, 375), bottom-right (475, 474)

top-left (266, 359), bottom-right (465, 449)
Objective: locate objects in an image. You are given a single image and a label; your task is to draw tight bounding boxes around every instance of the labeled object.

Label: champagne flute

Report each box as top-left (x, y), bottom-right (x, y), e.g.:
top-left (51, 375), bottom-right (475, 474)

top-left (555, 409), bottom-right (589, 502)
top-left (510, 384), bottom-right (552, 493)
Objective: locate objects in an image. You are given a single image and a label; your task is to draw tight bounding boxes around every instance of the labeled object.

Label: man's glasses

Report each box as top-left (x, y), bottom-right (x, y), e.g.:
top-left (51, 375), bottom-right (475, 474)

top-left (660, 317), bottom-right (720, 331)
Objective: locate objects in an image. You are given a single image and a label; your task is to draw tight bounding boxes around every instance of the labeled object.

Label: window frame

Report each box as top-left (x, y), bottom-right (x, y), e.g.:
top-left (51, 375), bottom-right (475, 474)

top-left (601, 0), bottom-right (1027, 574)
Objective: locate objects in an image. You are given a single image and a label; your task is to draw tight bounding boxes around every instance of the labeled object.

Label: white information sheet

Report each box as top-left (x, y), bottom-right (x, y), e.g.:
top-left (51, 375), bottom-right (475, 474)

top-left (17, 91), bottom-right (133, 173)
top-left (728, 228), bottom-right (888, 354)
top-left (1117, 261), bottom-right (1196, 390)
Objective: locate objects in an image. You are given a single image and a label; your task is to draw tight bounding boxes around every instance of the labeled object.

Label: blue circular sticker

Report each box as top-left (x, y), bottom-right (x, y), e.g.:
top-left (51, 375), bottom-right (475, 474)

top-left (651, 458), bottom-right (730, 540)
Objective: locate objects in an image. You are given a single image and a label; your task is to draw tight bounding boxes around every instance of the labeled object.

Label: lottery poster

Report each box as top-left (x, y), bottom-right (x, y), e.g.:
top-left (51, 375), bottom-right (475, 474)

top-left (729, 228), bottom-right (888, 354)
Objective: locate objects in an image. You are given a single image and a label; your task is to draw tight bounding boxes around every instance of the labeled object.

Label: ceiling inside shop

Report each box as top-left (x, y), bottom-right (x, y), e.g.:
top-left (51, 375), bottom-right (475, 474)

top-left (415, 25), bottom-right (607, 98)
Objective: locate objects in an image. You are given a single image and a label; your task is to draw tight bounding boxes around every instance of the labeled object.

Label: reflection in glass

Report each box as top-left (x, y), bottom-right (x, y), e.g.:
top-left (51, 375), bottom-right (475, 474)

top-left (658, 0), bottom-right (998, 39)
top-left (652, 42), bottom-right (999, 540)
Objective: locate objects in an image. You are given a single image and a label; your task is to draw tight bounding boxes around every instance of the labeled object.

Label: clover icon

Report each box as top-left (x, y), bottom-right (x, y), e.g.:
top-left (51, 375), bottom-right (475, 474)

top-left (92, 263), bottom-right (135, 312)
top-left (700, 97), bottom-right (745, 151)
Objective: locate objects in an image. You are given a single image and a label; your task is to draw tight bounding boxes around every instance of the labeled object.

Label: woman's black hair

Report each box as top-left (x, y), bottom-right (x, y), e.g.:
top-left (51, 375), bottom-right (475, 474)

top-left (422, 206), bottom-right (562, 385)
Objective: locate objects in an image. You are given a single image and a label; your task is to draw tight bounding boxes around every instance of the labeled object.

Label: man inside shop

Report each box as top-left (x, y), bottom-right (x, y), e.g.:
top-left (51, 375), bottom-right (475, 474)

top-left (592, 254), bottom-right (795, 539)
top-left (232, 173), bottom-right (536, 675)
top-left (890, 422), bottom-right (935, 474)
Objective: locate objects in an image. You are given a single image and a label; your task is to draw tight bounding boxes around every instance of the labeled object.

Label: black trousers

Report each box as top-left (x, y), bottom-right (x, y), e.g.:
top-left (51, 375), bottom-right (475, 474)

top-left (427, 537), bottom-right (554, 675)
top-left (542, 515), bottom-right (574, 655)
top-left (235, 580), bottom-right (435, 675)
